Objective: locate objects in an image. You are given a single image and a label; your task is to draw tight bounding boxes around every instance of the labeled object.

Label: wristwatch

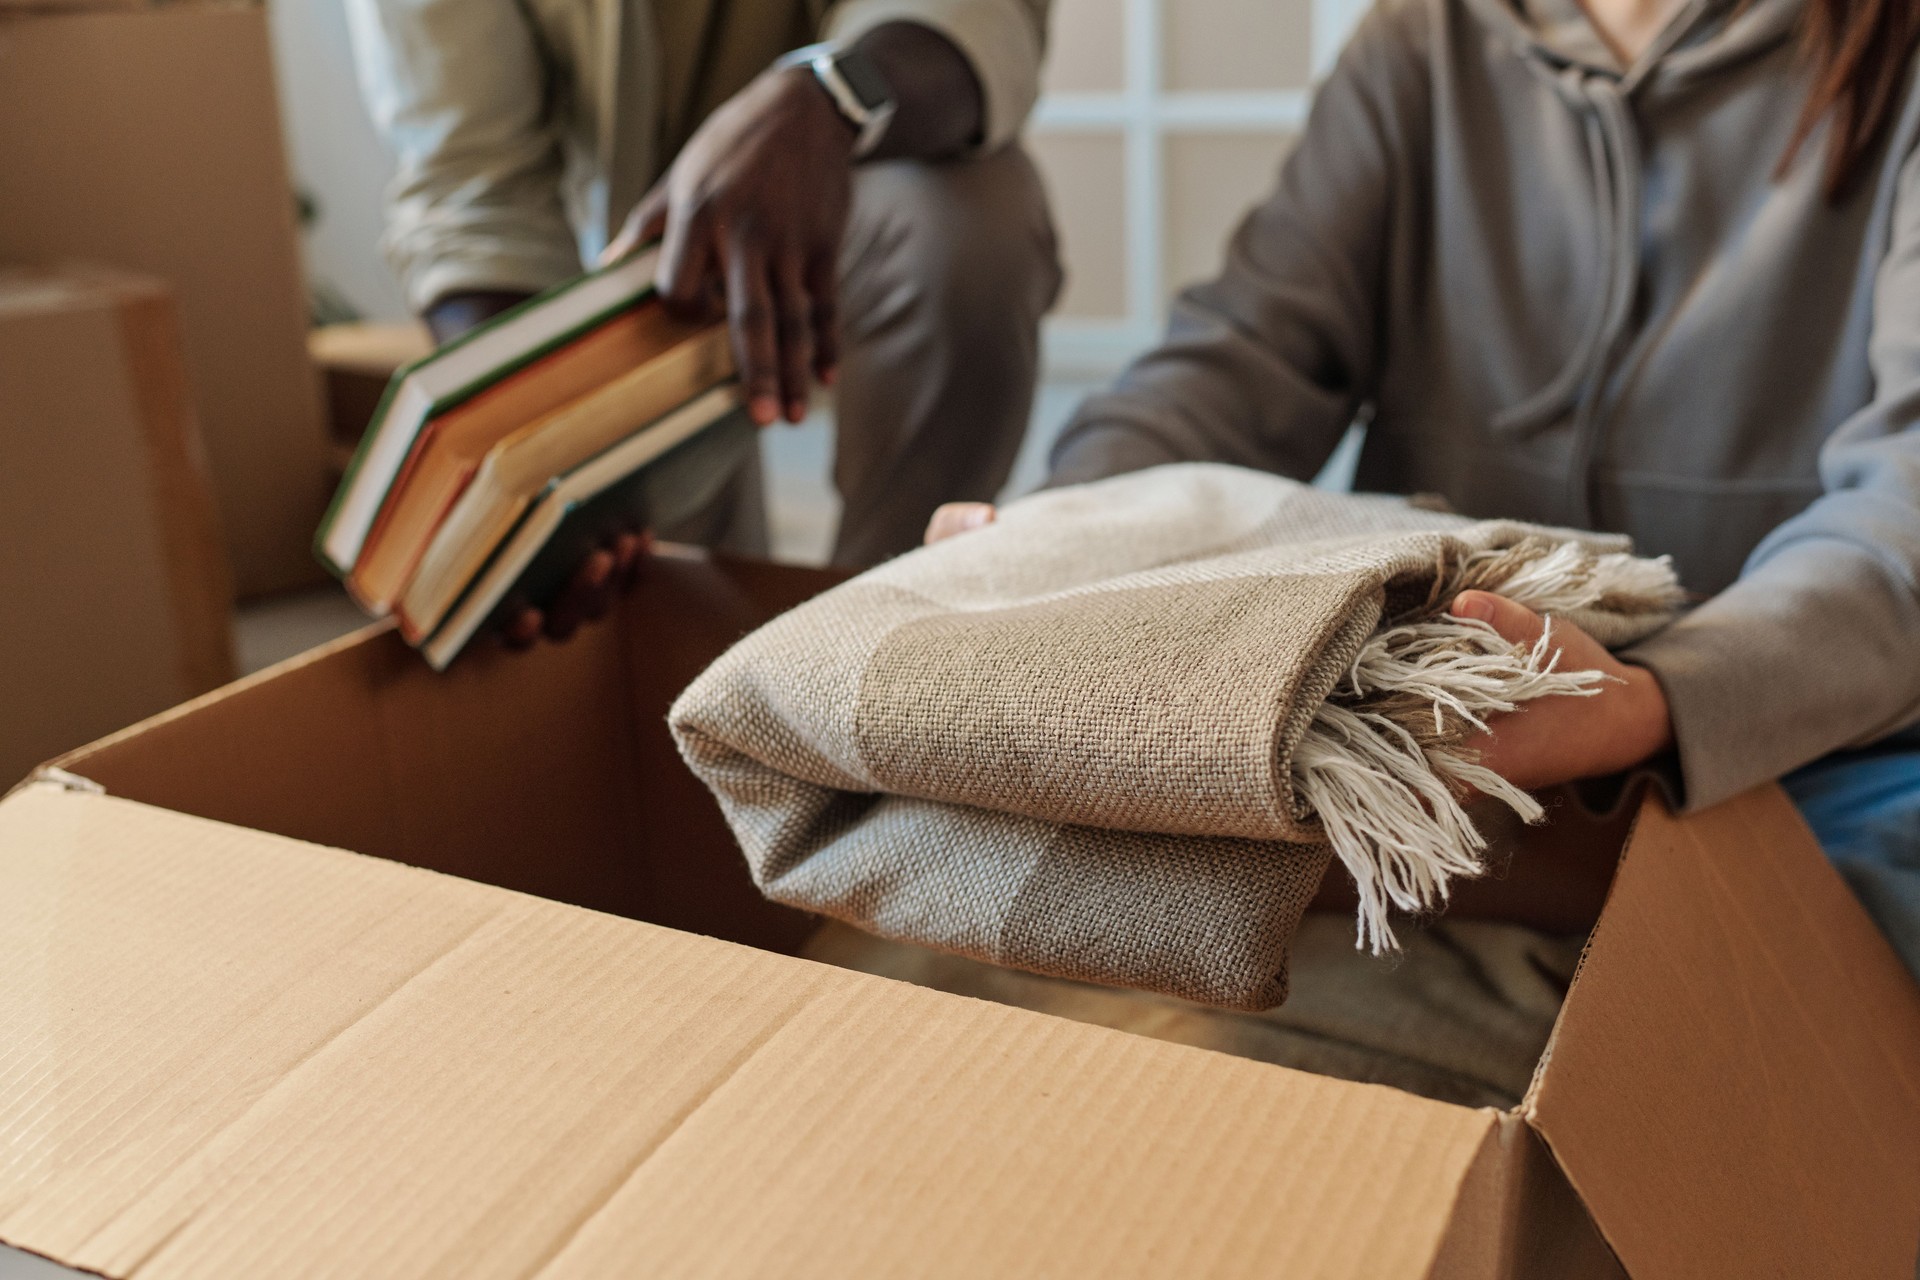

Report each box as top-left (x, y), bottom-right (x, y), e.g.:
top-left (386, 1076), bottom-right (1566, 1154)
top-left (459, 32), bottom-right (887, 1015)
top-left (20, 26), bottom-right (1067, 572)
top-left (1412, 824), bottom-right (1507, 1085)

top-left (775, 42), bottom-right (898, 159)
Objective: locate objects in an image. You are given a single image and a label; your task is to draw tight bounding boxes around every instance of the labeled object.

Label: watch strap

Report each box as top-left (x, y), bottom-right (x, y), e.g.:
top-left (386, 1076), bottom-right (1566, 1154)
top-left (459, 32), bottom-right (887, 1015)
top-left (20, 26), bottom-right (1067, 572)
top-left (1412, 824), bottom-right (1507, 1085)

top-left (775, 42), bottom-right (897, 158)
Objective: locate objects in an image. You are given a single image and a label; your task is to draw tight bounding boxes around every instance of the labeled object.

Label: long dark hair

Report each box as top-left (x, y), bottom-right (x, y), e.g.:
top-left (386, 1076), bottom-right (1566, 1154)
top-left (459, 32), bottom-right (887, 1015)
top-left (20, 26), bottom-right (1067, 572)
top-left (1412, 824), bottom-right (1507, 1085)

top-left (1785, 0), bottom-right (1920, 200)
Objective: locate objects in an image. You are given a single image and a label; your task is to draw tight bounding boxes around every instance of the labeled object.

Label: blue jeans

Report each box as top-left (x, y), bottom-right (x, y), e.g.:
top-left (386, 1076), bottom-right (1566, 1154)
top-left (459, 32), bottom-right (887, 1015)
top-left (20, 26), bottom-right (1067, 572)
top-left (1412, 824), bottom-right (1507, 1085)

top-left (1781, 724), bottom-right (1920, 984)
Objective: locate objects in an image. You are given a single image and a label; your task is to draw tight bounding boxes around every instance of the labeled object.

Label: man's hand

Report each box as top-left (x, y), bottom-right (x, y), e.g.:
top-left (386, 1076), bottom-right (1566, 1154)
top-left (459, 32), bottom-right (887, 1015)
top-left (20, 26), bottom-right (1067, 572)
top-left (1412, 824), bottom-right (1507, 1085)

top-left (501, 530), bottom-right (651, 649)
top-left (498, 24), bottom-right (988, 653)
top-left (603, 23), bottom-right (987, 429)
top-left (603, 64), bottom-right (856, 427)
top-left (1451, 590), bottom-right (1674, 789)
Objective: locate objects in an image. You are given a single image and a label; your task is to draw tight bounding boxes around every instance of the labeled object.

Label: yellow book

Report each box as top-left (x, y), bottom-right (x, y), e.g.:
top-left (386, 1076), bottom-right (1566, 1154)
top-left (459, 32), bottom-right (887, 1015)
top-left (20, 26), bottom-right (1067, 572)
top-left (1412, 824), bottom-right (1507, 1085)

top-left (396, 324), bottom-right (734, 641)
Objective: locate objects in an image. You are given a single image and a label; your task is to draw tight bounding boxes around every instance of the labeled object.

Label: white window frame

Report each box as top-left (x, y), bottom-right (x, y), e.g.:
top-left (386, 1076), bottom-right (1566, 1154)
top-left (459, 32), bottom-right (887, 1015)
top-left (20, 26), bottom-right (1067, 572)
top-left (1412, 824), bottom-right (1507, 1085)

top-left (1033, 0), bottom-right (1374, 376)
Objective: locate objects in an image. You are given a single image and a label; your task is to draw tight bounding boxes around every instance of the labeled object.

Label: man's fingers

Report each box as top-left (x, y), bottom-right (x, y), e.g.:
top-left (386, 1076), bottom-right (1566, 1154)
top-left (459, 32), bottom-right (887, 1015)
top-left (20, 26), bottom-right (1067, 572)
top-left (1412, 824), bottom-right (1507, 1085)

top-left (611, 529), bottom-right (652, 588)
top-left (1451, 590), bottom-right (1548, 648)
top-left (805, 253), bottom-right (840, 384)
top-left (634, 185), bottom-right (671, 243)
top-left (772, 255), bottom-right (815, 422)
top-left (925, 502), bottom-right (997, 544)
top-left (543, 548), bottom-right (617, 642)
top-left (656, 198), bottom-right (715, 313)
top-left (600, 197), bottom-right (652, 268)
top-left (599, 211), bottom-right (641, 268)
top-left (502, 606), bottom-right (543, 650)
top-left (725, 240), bottom-right (781, 425)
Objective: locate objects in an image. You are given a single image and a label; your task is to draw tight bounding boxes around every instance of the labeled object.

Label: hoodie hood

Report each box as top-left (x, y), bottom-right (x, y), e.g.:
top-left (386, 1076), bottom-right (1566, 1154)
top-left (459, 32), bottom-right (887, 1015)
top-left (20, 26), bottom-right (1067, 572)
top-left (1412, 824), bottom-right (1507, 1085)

top-left (1464, 0), bottom-right (1803, 85)
top-left (1454, 0), bottom-right (1806, 436)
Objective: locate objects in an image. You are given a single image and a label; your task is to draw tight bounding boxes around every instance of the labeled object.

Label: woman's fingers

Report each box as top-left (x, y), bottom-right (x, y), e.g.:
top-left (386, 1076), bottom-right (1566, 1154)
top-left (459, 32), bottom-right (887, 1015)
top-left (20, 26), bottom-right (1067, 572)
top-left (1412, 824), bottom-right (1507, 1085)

top-left (1451, 590), bottom-right (1548, 648)
top-left (925, 502), bottom-right (997, 544)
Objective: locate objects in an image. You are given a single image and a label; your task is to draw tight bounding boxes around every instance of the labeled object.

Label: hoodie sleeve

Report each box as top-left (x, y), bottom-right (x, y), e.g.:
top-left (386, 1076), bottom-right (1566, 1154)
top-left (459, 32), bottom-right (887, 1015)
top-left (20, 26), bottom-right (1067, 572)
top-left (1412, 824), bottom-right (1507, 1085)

top-left (1047, 0), bottom-right (1429, 487)
top-left (1624, 147), bottom-right (1920, 810)
top-left (344, 0), bottom-right (582, 314)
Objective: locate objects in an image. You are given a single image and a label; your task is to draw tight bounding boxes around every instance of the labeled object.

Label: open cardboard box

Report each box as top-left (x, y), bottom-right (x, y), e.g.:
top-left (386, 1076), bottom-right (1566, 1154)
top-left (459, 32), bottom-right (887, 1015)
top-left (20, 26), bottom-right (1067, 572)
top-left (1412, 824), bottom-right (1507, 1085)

top-left (4, 549), bottom-right (1919, 1279)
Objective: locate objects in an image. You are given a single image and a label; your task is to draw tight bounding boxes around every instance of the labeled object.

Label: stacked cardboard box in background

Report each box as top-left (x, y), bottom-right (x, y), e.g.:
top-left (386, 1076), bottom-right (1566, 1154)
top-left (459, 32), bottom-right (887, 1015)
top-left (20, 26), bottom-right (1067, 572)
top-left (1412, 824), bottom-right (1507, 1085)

top-left (0, 265), bottom-right (235, 783)
top-left (0, 3), bottom-right (332, 597)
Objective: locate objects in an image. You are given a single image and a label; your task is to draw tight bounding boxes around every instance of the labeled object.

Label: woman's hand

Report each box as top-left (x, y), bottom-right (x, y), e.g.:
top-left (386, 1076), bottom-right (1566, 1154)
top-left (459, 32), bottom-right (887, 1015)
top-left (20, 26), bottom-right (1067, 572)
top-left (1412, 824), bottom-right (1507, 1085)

top-left (925, 502), bottom-right (996, 544)
top-left (916, 519), bottom-right (1669, 788)
top-left (1451, 589), bottom-right (1673, 789)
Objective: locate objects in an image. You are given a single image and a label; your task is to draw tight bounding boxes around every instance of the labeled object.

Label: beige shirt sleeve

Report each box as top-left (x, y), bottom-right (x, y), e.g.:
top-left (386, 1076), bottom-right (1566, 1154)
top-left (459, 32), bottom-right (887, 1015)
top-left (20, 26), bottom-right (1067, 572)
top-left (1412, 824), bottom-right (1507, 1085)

top-left (344, 0), bottom-right (585, 313)
top-left (824, 0), bottom-right (1051, 150)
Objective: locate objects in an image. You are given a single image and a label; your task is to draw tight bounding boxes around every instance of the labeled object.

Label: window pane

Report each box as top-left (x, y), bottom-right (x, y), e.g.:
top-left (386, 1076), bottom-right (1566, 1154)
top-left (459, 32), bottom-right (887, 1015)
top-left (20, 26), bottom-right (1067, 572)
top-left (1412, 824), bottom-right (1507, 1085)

top-left (1162, 132), bottom-right (1297, 296)
top-left (1162, 0), bottom-right (1313, 92)
top-left (1043, 0), bottom-right (1127, 93)
top-left (1029, 131), bottom-right (1130, 320)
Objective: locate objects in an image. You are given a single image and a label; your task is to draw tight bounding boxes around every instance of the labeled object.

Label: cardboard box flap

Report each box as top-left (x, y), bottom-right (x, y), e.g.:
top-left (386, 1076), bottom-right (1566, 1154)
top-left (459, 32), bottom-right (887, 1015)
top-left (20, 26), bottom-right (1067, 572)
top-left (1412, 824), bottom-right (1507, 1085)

top-left (2, 784), bottom-right (1506, 1279)
top-left (1524, 787), bottom-right (1920, 1278)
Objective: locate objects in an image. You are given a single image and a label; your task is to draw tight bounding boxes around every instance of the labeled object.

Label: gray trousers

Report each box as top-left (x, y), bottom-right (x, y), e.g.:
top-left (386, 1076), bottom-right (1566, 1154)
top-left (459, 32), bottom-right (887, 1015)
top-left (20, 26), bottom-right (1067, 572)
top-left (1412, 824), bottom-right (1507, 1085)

top-left (666, 144), bottom-right (1062, 567)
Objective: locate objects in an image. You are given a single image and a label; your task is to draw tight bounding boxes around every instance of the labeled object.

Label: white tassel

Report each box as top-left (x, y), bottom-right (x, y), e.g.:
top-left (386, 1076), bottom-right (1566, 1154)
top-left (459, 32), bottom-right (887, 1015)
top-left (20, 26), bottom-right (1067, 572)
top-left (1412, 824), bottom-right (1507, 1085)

top-left (1291, 541), bottom-right (1677, 953)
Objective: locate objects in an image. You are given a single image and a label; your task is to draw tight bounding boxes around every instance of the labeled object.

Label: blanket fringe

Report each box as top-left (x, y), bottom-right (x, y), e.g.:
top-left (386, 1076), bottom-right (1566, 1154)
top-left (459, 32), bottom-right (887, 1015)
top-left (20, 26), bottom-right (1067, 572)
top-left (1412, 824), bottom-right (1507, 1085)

top-left (1291, 542), bottom-right (1680, 952)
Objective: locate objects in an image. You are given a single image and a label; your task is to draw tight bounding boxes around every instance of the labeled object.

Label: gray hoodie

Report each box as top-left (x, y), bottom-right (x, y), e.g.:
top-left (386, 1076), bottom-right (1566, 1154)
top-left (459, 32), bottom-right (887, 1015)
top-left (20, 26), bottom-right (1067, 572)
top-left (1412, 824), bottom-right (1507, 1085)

top-left (1048, 0), bottom-right (1920, 810)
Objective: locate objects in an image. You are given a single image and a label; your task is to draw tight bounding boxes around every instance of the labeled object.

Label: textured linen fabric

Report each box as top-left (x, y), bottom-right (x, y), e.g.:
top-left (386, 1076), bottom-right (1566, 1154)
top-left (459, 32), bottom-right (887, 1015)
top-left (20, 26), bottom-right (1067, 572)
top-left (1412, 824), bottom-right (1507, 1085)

top-left (1045, 0), bottom-right (1920, 811)
top-left (671, 464), bottom-right (1665, 1009)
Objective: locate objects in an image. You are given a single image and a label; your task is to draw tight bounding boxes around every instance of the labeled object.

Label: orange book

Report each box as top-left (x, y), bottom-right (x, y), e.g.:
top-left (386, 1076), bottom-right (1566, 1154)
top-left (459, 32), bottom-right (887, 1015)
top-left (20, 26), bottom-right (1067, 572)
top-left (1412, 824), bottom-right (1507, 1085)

top-left (345, 303), bottom-right (699, 614)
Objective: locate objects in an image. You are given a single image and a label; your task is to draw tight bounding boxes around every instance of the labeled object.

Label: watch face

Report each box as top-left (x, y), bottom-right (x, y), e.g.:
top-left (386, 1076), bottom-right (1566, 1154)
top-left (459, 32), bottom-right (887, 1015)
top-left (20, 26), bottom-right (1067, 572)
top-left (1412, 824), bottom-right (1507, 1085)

top-left (834, 49), bottom-right (894, 113)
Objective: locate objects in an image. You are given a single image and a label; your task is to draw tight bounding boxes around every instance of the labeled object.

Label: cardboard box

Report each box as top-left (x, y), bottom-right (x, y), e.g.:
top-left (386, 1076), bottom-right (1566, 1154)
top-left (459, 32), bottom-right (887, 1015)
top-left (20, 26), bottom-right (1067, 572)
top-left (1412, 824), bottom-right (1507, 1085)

top-left (0, 5), bottom-right (333, 597)
top-left (0, 264), bottom-right (235, 787)
top-left (0, 0), bottom-right (142, 12)
top-left (3, 550), bottom-right (1919, 1278)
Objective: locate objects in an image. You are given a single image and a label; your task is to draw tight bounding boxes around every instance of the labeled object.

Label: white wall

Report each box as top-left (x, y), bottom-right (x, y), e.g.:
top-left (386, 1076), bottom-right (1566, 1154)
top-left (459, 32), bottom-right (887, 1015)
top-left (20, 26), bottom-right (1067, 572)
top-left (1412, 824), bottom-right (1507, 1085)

top-left (270, 0), bottom-right (409, 321)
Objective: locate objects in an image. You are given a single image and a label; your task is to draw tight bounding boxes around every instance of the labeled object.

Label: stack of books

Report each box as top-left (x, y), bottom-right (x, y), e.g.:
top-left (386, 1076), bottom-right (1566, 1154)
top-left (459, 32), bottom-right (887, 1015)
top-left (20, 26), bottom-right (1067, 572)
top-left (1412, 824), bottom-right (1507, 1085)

top-left (316, 250), bottom-right (752, 669)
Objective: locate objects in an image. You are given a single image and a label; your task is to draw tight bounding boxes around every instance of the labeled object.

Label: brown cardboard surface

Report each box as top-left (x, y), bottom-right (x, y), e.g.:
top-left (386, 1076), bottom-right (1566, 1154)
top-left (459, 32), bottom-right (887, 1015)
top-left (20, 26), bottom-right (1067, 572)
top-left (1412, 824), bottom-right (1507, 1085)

top-left (0, 265), bottom-right (234, 784)
top-left (56, 551), bottom-right (834, 951)
top-left (11, 548), bottom-right (1919, 1277)
top-left (1428, 1113), bottom-right (1623, 1280)
top-left (0, 783), bottom-right (1499, 1279)
top-left (0, 0), bottom-right (141, 11)
top-left (0, 6), bottom-right (331, 596)
top-left (1527, 786), bottom-right (1920, 1278)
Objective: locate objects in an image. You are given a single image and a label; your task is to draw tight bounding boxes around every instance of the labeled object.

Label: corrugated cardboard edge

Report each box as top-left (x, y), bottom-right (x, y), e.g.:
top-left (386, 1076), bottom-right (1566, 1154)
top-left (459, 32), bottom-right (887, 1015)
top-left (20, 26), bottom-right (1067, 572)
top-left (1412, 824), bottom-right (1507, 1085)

top-left (1522, 785), bottom-right (1920, 1279)
top-left (1426, 1112), bottom-right (1623, 1280)
top-left (1, 784), bottom-right (1506, 1279)
top-left (5, 619), bottom-right (395, 803)
top-left (110, 281), bottom-right (236, 696)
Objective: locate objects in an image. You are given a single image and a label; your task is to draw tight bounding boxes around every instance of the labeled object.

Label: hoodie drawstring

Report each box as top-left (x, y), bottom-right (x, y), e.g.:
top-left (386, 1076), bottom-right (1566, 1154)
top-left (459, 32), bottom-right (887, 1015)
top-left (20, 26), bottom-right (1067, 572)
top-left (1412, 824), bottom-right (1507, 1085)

top-left (1493, 70), bottom-right (1646, 437)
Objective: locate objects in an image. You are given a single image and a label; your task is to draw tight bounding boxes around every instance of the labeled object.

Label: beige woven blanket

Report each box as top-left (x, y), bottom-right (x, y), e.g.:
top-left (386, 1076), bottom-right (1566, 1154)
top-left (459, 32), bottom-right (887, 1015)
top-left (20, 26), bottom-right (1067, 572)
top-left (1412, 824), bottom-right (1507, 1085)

top-left (670, 465), bottom-right (1679, 1009)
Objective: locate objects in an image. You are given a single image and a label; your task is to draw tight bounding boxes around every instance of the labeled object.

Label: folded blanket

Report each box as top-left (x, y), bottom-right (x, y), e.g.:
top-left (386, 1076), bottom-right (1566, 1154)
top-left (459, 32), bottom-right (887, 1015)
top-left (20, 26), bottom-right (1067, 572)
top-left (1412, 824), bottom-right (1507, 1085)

top-left (670, 465), bottom-right (1680, 1009)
